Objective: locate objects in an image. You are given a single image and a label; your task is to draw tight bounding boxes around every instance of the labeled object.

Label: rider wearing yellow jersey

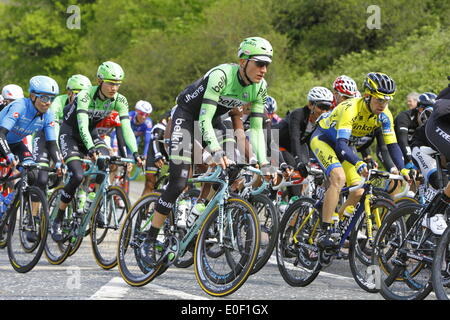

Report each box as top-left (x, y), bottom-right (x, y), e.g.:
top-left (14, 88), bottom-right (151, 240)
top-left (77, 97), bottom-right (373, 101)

top-left (310, 72), bottom-right (412, 250)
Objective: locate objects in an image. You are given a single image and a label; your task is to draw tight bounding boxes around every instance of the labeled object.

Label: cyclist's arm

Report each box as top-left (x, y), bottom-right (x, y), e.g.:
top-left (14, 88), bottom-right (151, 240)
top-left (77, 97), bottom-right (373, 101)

top-left (115, 95), bottom-right (139, 157)
top-left (394, 112), bottom-right (412, 163)
top-left (43, 112), bottom-right (63, 163)
top-left (76, 90), bottom-right (96, 150)
top-left (143, 119), bottom-right (153, 156)
top-left (0, 127), bottom-right (11, 157)
top-left (374, 127), bottom-right (395, 171)
top-left (115, 126), bottom-right (127, 158)
top-left (288, 109), bottom-right (307, 163)
top-left (198, 68), bottom-right (228, 154)
top-left (382, 111), bottom-right (405, 170)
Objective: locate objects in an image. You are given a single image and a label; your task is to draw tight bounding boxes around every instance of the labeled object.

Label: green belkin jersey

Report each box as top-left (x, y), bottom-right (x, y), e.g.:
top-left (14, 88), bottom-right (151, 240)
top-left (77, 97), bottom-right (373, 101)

top-left (63, 86), bottom-right (138, 153)
top-left (177, 63), bottom-right (268, 164)
top-left (49, 94), bottom-right (69, 139)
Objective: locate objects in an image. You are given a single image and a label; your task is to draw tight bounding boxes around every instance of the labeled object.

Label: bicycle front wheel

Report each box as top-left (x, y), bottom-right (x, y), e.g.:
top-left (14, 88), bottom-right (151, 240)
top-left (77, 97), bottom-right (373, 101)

top-left (91, 186), bottom-right (130, 269)
top-left (348, 197), bottom-right (395, 293)
top-left (7, 186), bottom-right (48, 273)
top-left (194, 197), bottom-right (260, 297)
top-left (117, 193), bottom-right (165, 286)
top-left (432, 225), bottom-right (450, 300)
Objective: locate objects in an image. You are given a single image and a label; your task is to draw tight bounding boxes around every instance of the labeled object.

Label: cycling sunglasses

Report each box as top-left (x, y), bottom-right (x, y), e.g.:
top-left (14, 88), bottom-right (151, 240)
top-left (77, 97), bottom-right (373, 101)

top-left (35, 94), bottom-right (56, 103)
top-left (137, 110), bottom-right (150, 117)
top-left (315, 102), bottom-right (332, 111)
top-left (249, 59), bottom-right (271, 68)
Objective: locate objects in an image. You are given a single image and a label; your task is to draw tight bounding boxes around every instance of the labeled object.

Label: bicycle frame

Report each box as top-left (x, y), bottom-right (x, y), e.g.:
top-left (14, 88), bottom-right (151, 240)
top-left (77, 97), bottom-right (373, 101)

top-left (171, 166), bottom-right (230, 258)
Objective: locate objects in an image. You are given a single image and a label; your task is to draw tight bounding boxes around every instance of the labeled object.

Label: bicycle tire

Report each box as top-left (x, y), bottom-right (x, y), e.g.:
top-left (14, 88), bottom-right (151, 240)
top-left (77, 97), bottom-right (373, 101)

top-left (348, 197), bottom-right (395, 293)
top-left (249, 194), bottom-right (279, 275)
top-left (117, 193), bottom-right (164, 287)
top-left (91, 186), bottom-right (130, 270)
top-left (276, 197), bottom-right (321, 287)
top-left (44, 186), bottom-right (75, 265)
top-left (372, 203), bottom-right (433, 300)
top-left (7, 186), bottom-right (48, 273)
top-left (194, 196), bottom-right (260, 297)
top-left (432, 225), bottom-right (450, 300)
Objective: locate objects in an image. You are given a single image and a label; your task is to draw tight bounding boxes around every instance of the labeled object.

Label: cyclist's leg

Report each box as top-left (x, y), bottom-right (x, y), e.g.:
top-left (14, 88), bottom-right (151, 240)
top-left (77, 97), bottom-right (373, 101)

top-left (310, 135), bottom-right (345, 226)
top-left (425, 116), bottom-right (450, 225)
top-left (337, 161), bottom-right (364, 216)
top-left (142, 141), bottom-right (160, 196)
top-left (144, 107), bottom-right (194, 251)
top-left (31, 131), bottom-right (51, 216)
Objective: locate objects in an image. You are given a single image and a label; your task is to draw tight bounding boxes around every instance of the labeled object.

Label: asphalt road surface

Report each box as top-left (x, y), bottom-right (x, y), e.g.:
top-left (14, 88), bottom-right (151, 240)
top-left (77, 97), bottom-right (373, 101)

top-left (0, 181), bottom-right (437, 303)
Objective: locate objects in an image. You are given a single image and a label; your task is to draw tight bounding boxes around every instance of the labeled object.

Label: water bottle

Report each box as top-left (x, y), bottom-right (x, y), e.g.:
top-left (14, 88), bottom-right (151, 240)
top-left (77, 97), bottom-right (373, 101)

top-left (77, 190), bottom-right (87, 213)
top-left (176, 199), bottom-right (190, 228)
top-left (84, 192), bottom-right (96, 214)
top-left (186, 201), bottom-right (206, 229)
top-left (340, 205), bottom-right (354, 232)
top-left (331, 212), bottom-right (340, 236)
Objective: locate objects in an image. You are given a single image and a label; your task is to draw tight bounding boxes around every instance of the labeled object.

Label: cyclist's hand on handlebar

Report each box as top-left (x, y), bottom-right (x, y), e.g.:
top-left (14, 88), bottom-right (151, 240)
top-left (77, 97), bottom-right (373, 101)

top-left (211, 150), bottom-right (230, 169)
top-left (356, 161), bottom-right (369, 178)
top-left (280, 162), bottom-right (294, 179)
top-left (88, 148), bottom-right (99, 162)
top-left (133, 153), bottom-right (145, 168)
top-left (6, 153), bottom-right (18, 168)
top-left (155, 158), bottom-right (165, 169)
top-left (400, 168), bottom-right (415, 183)
top-left (55, 161), bottom-right (66, 177)
top-left (261, 163), bottom-right (277, 183)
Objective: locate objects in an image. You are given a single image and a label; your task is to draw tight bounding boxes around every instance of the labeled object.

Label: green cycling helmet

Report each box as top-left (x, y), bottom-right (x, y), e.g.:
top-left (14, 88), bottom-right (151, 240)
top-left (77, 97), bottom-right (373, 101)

top-left (237, 37), bottom-right (273, 62)
top-left (97, 61), bottom-right (124, 82)
top-left (66, 74), bottom-right (92, 91)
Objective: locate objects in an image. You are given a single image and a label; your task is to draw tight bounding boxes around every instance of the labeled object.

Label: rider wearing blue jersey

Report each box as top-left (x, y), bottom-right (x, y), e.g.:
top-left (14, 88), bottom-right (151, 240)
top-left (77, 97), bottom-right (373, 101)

top-left (0, 75), bottom-right (63, 242)
top-left (0, 76), bottom-right (62, 168)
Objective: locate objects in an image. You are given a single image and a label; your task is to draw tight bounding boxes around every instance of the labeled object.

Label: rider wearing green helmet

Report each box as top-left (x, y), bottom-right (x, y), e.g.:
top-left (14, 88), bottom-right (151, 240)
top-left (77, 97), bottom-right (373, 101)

top-left (237, 37), bottom-right (273, 85)
top-left (51, 61), bottom-right (143, 242)
top-left (140, 36), bottom-right (275, 267)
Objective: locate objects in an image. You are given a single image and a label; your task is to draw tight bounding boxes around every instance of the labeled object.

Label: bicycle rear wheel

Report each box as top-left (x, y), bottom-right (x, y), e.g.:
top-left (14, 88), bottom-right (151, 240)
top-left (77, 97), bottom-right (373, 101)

top-left (249, 194), bottom-right (278, 275)
top-left (372, 204), bottom-right (433, 300)
top-left (194, 196), bottom-right (260, 297)
top-left (276, 197), bottom-right (321, 287)
top-left (91, 186), bottom-right (130, 269)
top-left (7, 186), bottom-right (48, 273)
top-left (117, 193), bottom-right (164, 286)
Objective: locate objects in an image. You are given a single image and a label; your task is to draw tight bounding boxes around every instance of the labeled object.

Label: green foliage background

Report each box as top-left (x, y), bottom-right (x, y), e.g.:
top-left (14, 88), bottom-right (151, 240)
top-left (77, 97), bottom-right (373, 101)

top-left (0, 0), bottom-right (449, 120)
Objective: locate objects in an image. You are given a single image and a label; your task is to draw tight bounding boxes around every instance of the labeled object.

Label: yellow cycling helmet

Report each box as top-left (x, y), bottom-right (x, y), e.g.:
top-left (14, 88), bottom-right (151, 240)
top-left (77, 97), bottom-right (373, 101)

top-left (363, 72), bottom-right (396, 100)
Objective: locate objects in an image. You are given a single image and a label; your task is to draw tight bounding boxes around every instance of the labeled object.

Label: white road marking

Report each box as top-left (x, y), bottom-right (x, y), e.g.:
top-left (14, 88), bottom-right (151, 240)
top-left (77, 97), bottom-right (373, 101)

top-left (90, 277), bottom-right (209, 300)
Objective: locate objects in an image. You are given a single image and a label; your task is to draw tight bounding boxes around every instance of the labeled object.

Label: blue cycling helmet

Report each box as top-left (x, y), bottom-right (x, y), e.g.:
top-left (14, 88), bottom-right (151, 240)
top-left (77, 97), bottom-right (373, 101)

top-left (29, 75), bottom-right (59, 95)
top-left (265, 96), bottom-right (277, 114)
top-left (417, 92), bottom-right (437, 108)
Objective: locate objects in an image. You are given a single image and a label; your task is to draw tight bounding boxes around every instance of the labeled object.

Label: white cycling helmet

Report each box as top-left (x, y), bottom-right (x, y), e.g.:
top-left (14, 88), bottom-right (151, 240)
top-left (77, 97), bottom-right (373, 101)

top-left (307, 86), bottom-right (334, 105)
top-left (2, 84), bottom-right (24, 100)
top-left (135, 100), bottom-right (153, 114)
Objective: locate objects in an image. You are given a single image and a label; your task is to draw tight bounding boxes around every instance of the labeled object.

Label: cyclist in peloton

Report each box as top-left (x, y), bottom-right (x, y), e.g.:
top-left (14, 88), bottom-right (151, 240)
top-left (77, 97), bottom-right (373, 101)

top-left (333, 75), bottom-right (395, 173)
top-left (0, 76), bottom-right (64, 242)
top-left (33, 74), bottom-right (92, 195)
top-left (395, 92), bottom-right (437, 171)
top-left (421, 93), bottom-right (450, 234)
top-left (265, 96), bottom-right (282, 125)
top-left (140, 37), bottom-right (275, 266)
top-left (310, 72), bottom-right (413, 251)
top-left (142, 110), bottom-right (172, 196)
top-left (1, 84), bottom-right (24, 111)
top-left (273, 86), bottom-right (333, 196)
top-left (52, 61), bottom-right (144, 242)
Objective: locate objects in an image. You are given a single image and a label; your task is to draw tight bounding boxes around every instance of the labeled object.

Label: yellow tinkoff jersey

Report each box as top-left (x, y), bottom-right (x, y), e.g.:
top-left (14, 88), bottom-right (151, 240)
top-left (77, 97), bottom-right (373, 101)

top-left (316, 97), bottom-right (397, 145)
